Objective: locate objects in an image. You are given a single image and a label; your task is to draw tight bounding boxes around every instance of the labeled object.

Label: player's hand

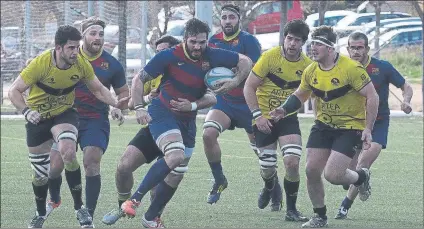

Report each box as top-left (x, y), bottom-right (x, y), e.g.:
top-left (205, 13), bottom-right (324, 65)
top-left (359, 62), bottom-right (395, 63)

top-left (361, 128), bottom-right (372, 150)
top-left (255, 116), bottom-right (273, 134)
top-left (149, 88), bottom-right (159, 99)
top-left (128, 98), bottom-right (134, 110)
top-left (213, 78), bottom-right (238, 94)
top-left (135, 108), bottom-right (151, 125)
top-left (24, 109), bottom-right (41, 125)
top-left (115, 97), bottom-right (130, 110)
top-left (401, 102), bottom-right (412, 114)
top-left (111, 108), bottom-right (125, 126)
top-left (170, 98), bottom-right (192, 112)
top-left (269, 107), bottom-right (287, 122)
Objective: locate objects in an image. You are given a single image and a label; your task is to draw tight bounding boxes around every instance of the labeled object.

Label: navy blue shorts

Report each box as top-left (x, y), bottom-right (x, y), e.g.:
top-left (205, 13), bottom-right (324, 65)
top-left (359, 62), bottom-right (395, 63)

top-left (148, 100), bottom-right (196, 148)
top-left (78, 117), bottom-right (110, 152)
top-left (372, 118), bottom-right (389, 149)
top-left (210, 95), bottom-right (253, 133)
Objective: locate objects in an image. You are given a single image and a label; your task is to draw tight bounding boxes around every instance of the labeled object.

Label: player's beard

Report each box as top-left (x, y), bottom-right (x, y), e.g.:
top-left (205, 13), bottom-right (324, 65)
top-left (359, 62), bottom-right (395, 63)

top-left (185, 41), bottom-right (205, 60)
top-left (62, 53), bottom-right (77, 66)
top-left (222, 22), bottom-right (239, 37)
top-left (85, 37), bottom-right (103, 55)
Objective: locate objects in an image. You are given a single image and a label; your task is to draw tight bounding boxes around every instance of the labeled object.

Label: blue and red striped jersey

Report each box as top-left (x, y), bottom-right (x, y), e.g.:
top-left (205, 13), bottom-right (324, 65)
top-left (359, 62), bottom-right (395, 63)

top-left (209, 30), bottom-right (261, 103)
top-left (143, 43), bottom-right (239, 119)
top-left (74, 48), bottom-right (126, 119)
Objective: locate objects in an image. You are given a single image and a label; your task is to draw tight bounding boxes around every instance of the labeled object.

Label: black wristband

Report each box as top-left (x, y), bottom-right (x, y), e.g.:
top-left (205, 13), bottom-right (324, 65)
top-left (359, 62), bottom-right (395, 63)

top-left (22, 107), bottom-right (30, 115)
top-left (251, 109), bottom-right (262, 120)
top-left (282, 95), bottom-right (302, 114)
top-left (134, 104), bottom-right (145, 110)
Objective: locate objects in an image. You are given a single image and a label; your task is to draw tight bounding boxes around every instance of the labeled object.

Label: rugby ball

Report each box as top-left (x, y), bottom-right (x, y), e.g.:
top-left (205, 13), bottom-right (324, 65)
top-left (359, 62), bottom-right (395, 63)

top-left (204, 67), bottom-right (235, 90)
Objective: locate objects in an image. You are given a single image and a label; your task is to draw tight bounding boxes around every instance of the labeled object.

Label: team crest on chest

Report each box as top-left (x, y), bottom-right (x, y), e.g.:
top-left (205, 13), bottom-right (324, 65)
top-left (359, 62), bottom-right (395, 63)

top-left (100, 62), bottom-right (109, 70)
top-left (231, 39), bottom-right (239, 46)
top-left (70, 75), bottom-right (80, 81)
top-left (330, 78), bottom-right (340, 86)
top-left (201, 61), bottom-right (210, 71)
top-left (371, 67), bottom-right (379, 74)
top-left (296, 70), bottom-right (303, 77)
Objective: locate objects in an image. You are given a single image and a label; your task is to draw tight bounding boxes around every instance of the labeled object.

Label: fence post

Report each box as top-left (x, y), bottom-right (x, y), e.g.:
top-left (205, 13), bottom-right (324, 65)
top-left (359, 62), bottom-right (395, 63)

top-left (25, 0), bottom-right (31, 61)
top-left (118, 1), bottom-right (127, 73)
top-left (64, 1), bottom-right (71, 25)
top-left (98, 1), bottom-right (104, 21)
top-left (140, 1), bottom-right (148, 70)
top-left (88, 1), bottom-right (94, 17)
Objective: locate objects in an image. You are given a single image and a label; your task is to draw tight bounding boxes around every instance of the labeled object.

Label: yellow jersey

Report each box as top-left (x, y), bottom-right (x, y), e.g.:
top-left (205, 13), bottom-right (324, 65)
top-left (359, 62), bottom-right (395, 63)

top-left (143, 75), bottom-right (162, 95)
top-left (299, 54), bottom-right (371, 130)
top-left (252, 46), bottom-right (312, 119)
top-left (21, 49), bottom-right (95, 119)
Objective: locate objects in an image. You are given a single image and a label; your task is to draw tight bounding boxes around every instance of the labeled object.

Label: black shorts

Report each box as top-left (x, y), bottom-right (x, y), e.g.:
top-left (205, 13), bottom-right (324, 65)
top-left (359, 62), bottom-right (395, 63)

top-left (25, 108), bottom-right (79, 147)
top-left (128, 126), bottom-right (163, 163)
top-left (306, 120), bottom-right (362, 158)
top-left (254, 114), bottom-right (301, 148)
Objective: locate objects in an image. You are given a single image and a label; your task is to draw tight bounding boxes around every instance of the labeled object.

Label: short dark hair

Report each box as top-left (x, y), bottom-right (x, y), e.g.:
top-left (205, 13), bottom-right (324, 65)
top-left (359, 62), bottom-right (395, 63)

top-left (348, 31), bottom-right (369, 47)
top-left (283, 19), bottom-right (310, 42)
top-left (184, 18), bottom-right (211, 39)
top-left (80, 16), bottom-right (106, 33)
top-left (221, 4), bottom-right (240, 17)
top-left (155, 35), bottom-right (181, 47)
top-left (55, 25), bottom-right (82, 46)
top-left (311, 25), bottom-right (337, 44)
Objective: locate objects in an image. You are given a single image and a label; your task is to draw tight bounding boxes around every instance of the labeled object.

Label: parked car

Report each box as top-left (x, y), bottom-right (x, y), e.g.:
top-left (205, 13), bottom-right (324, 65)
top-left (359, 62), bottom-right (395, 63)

top-left (305, 10), bottom-right (357, 28)
top-left (111, 43), bottom-right (155, 83)
top-left (103, 25), bottom-right (143, 53)
top-left (334, 12), bottom-right (412, 38)
top-left (369, 27), bottom-right (422, 50)
top-left (246, 0), bottom-right (304, 34)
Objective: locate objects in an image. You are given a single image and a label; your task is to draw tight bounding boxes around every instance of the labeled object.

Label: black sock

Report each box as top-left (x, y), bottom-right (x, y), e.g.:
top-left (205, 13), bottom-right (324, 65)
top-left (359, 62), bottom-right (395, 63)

top-left (32, 183), bottom-right (49, 216)
top-left (354, 169), bottom-right (366, 186)
top-left (341, 196), bottom-right (353, 209)
top-left (85, 175), bottom-right (101, 217)
top-left (48, 176), bottom-right (62, 204)
top-left (284, 178), bottom-right (300, 211)
top-left (144, 181), bottom-right (176, 221)
top-left (209, 161), bottom-right (225, 184)
top-left (313, 205), bottom-right (327, 219)
top-left (65, 167), bottom-right (83, 210)
top-left (262, 172), bottom-right (276, 190)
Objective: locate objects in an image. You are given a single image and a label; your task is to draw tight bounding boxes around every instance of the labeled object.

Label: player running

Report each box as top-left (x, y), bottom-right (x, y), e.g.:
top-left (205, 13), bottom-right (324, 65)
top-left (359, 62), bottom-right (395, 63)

top-left (204, 4), bottom-right (265, 206)
top-left (244, 19), bottom-right (312, 220)
top-left (7, 25), bottom-right (127, 228)
top-left (335, 31), bottom-right (413, 219)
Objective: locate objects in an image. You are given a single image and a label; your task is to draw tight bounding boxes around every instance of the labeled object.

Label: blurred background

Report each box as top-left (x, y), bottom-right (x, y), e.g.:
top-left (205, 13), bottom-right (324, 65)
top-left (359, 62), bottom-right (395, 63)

top-left (1, 0), bottom-right (423, 114)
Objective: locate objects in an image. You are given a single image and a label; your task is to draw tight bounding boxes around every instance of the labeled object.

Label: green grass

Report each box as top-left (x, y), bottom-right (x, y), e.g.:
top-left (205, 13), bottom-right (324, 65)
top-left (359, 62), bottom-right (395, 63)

top-left (1, 117), bottom-right (423, 228)
top-left (379, 45), bottom-right (423, 81)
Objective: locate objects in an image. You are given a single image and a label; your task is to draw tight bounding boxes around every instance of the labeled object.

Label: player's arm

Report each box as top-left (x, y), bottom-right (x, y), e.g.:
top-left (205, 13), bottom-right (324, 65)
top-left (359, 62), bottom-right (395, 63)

top-left (244, 71), bottom-right (263, 112)
top-left (131, 69), bottom-right (153, 109)
top-left (113, 85), bottom-right (129, 110)
top-left (194, 89), bottom-right (217, 110)
top-left (358, 83), bottom-right (379, 130)
top-left (401, 82), bottom-right (413, 105)
top-left (233, 53), bottom-right (253, 85)
top-left (8, 75), bottom-right (31, 112)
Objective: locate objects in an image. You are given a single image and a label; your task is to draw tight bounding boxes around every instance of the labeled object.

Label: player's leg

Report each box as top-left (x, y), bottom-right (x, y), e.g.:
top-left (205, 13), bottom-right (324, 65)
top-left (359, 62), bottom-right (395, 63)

top-left (102, 127), bottom-right (156, 225)
top-left (26, 119), bottom-right (55, 228)
top-left (202, 100), bottom-right (232, 204)
top-left (50, 109), bottom-right (92, 228)
top-left (45, 145), bottom-right (64, 218)
top-left (79, 118), bottom-right (110, 218)
top-left (276, 116), bottom-right (308, 221)
top-left (143, 148), bottom-right (194, 228)
top-left (121, 106), bottom-right (186, 217)
top-left (301, 123), bottom-right (332, 228)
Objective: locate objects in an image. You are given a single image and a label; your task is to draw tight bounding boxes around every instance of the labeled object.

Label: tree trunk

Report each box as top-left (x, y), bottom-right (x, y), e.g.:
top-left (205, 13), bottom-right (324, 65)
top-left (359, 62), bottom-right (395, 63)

top-left (372, 1), bottom-right (381, 58)
top-left (279, 1), bottom-right (288, 46)
top-left (318, 2), bottom-right (327, 26)
top-left (118, 1), bottom-right (127, 73)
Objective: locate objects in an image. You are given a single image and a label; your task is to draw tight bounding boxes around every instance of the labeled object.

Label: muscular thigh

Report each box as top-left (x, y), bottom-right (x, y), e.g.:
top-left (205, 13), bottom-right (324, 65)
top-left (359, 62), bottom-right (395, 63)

top-left (332, 129), bottom-right (362, 158)
top-left (25, 118), bottom-right (54, 150)
top-left (50, 108), bottom-right (79, 141)
top-left (205, 109), bottom-right (232, 133)
top-left (128, 127), bottom-right (163, 164)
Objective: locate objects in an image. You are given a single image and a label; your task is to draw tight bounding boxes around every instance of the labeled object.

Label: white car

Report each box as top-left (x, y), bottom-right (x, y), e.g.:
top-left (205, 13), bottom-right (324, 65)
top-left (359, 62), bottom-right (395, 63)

top-left (305, 10), bottom-right (356, 28)
top-left (369, 27), bottom-right (422, 51)
top-left (111, 43), bottom-right (155, 82)
top-left (254, 32), bottom-right (308, 54)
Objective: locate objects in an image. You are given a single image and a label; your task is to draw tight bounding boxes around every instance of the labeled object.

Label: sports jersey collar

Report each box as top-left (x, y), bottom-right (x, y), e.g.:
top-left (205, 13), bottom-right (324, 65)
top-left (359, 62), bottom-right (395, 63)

top-left (183, 43), bottom-right (199, 62)
top-left (363, 55), bottom-right (371, 68)
top-left (79, 45), bottom-right (102, 61)
top-left (223, 29), bottom-right (240, 41)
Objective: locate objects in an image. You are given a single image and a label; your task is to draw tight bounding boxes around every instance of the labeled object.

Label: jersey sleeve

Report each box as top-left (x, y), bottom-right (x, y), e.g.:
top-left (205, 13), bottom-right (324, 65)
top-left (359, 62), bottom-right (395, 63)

top-left (244, 35), bottom-right (261, 63)
top-left (299, 65), bottom-right (313, 92)
top-left (111, 62), bottom-right (127, 89)
top-left (209, 47), bottom-right (239, 69)
top-left (143, 50), bottom-right (173, 78)
top-left (251, 51), bottom-right (269, 80)
top-left (349, 65), bottom-right (371, 91)
top-left (384, 61), bottom-right (405, 88)
top-left (20, 57), bottom-right (44, 86)
top-left (81, 58), bottom-right (96, 81)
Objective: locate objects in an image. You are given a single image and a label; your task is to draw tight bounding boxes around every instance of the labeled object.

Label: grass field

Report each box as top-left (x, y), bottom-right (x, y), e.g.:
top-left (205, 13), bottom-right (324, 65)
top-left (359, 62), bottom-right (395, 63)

top-left (1, 117), bottom-right (423, 228)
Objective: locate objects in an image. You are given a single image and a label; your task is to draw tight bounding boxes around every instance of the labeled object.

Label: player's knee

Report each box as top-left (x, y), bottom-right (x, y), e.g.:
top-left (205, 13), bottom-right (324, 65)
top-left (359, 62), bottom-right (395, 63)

top-left (258, 149), bottom-right (277, 170)
top-left (202, 121), bottom-right (223, 142)
top-left (162, 141), bottom-right (186, 169)
top-left (305, 164), bottom-right (322, 180)
top-left (49, 153), bottom-right (64, 178)
top-left (57, 130), bottom-right (77, 163)
top-left (29, 153), bottom-right (50, 186)
top-left (83, 147), bottom-right (103, 176)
